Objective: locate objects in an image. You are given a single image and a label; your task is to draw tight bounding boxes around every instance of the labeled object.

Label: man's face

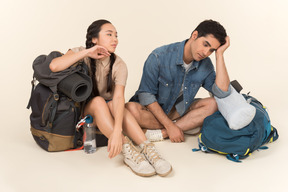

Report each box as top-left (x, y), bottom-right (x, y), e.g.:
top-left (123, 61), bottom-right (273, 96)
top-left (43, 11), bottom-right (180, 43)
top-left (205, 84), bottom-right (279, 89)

top-left (190, 31), bottom-right (221, 61)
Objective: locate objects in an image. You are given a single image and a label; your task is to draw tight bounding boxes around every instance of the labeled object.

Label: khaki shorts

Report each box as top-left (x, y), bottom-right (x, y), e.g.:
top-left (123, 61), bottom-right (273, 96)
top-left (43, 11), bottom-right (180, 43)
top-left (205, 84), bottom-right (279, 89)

top-left (143, 98), bottom-right (201, 121)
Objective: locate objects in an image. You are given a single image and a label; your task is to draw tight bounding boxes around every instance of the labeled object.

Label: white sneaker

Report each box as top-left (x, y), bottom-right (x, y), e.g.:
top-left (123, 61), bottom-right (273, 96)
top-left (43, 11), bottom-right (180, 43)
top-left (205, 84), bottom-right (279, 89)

top-left (141, 142), bottom-right (172, 177)
top-left (145, 129), bottom-right (164, 142)
top-left (122, 137), bottom-right (156, 177)
top-left (184, 127), bottom-right (201, 135)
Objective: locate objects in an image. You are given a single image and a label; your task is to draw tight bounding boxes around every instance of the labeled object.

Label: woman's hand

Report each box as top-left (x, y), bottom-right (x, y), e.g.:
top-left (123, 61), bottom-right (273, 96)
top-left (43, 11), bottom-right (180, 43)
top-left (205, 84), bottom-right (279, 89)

top-left (107, 128), bottom-right (123, 159)
top-left (88, 45), bottom-right (111, 59)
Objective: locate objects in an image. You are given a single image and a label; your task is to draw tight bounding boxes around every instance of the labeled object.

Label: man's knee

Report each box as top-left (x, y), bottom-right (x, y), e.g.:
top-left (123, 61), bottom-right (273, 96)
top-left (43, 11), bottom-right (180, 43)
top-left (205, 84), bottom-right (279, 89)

top-left (194, 97), bottom-right (217, 114)
top-left (125, 102), bottom-right (141, 119)
top-left (205, 97), bottom-right (217, 113)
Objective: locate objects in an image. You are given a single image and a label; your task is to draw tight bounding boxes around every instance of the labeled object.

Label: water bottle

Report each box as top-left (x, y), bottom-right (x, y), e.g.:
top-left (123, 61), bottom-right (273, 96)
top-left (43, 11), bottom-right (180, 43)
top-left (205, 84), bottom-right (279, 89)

top-left (84, 115), bottom-right (96, 154)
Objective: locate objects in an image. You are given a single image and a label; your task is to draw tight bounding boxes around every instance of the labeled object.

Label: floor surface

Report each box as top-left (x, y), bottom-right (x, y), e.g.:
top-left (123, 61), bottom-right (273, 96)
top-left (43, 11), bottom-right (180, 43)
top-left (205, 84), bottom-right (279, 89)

top-left (1, 113), bottom-right (287, 192)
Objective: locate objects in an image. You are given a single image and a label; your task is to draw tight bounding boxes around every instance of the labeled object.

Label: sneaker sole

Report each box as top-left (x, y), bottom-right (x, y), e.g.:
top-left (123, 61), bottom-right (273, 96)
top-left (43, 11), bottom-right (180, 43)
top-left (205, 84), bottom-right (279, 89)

top-left (149, 139), bottom-right (164, 142)
top-left (184, 127), bottom-right (201, 135)
top-left (123, 161), bottom-right (156, 177)
top-left (157, 166), bottom-right (173, 177)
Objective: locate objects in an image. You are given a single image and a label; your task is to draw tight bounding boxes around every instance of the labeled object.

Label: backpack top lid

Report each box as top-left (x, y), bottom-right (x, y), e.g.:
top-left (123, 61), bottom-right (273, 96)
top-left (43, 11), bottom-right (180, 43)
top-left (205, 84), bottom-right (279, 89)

top-left (85, 115), bottom-right (93, 124)
top-left (32, 51), bottom-right (85, 92)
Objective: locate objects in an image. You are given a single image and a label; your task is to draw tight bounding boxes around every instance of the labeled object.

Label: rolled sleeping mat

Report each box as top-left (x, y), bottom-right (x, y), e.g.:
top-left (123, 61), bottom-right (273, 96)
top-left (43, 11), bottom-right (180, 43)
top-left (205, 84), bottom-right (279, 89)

top-left (214, 85), bottom-right (256, 130)
top-left (58, 72), bottom-right (92, 102)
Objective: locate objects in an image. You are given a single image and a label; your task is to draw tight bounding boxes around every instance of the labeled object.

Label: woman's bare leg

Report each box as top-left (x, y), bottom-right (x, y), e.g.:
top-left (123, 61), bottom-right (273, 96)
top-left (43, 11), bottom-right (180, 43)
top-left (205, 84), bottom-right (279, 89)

top-left (84, 96), bottom-right (126, 142)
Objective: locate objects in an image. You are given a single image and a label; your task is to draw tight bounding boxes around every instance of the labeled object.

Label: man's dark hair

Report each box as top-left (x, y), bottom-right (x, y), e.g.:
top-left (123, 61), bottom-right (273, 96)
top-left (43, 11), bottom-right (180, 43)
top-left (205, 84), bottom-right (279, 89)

top-left (192, 19), bottom-right (227, 45)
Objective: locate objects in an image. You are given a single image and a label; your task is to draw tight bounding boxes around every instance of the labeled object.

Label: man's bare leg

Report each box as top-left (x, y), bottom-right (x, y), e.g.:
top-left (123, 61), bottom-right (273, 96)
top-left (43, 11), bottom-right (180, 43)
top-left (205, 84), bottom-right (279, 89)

top-left (125, 98), bottom-right (217, 139)
top-left (125, 102), bottom-right (164, 129)
top-left (175, 97), bottom-right (217, 131)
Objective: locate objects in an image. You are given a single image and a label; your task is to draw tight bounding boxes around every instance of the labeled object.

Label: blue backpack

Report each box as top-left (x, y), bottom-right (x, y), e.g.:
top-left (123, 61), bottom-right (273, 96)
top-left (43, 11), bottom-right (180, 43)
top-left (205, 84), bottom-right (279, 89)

top-left (193, 94), bottom-right (279, 162)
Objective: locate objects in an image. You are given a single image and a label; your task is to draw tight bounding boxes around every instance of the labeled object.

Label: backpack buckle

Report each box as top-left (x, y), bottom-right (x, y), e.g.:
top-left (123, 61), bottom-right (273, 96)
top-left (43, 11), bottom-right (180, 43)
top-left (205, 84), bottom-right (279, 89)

top-left (53, 93), bottom-right (59, 101)
top-left (226, 154), bottom-right (242, 163)
top-left (76, 115), bottom-right (88, 130)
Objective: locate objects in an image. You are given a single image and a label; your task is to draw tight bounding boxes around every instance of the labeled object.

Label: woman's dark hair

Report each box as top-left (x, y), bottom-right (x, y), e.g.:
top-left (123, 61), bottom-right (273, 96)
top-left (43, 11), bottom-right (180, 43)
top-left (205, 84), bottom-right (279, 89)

top-left (85, 19), bottom-right (116, 97)
top-left (192, 19), bottom-right (227, 45)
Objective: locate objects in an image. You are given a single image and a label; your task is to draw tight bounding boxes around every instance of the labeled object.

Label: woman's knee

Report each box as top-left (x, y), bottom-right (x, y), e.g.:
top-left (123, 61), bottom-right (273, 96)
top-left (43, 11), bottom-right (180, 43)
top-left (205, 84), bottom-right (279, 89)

top-left (107, 100), bottom-right (113, 110)
top-left (85, 96), bottom-right (107, 113)
top-left (90, 96), bottom-right (106, 106)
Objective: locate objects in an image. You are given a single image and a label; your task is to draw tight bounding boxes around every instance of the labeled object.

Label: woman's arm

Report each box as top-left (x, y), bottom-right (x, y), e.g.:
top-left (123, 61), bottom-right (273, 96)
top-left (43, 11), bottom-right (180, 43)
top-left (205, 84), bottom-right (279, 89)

top-left (107, 84), bottom-right (125, 158)
top-left (49, 45), bottom-right (110, 72)
top-left (112, 85), bottom-right (125, 132)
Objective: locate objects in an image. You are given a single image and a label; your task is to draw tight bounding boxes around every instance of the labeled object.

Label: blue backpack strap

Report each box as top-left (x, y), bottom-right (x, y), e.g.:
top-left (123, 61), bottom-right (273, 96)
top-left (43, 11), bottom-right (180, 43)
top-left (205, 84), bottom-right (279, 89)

top-left (263, 125), bottom-right (279, 144)
top-left (226, 154), bottom-right (242, 163)
top-left (192, 138), bottom-right (208, 152)
top-left (258, 146), bottom-right (269, 150)
top-left (192, 148), bottom-right (200, 152)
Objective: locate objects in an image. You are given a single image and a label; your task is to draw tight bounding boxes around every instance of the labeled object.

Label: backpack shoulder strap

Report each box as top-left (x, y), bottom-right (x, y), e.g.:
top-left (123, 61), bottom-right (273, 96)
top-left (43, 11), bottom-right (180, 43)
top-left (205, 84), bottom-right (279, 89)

top-left (27, 51), bottom-right (62, 109)
top-left (26, 78), bottom-right (36, 109)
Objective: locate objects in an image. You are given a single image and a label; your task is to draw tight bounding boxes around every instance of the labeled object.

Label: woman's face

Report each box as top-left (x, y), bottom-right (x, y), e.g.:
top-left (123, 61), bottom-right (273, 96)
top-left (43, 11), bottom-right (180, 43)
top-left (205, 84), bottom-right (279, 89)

top-left (92, 23), bottom-right (118, 53)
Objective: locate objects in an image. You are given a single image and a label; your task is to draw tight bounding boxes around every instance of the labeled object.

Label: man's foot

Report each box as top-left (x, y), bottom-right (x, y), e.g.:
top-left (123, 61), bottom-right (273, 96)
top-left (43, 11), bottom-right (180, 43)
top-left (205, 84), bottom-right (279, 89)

top-left (145, 129), bottom-right (164, 142)
top-left (140, 142), bottom-right (172, 177)
top-left (122, 137), bottom-right (156, 177)
top-left (184, 127), bottom-right (201, 135)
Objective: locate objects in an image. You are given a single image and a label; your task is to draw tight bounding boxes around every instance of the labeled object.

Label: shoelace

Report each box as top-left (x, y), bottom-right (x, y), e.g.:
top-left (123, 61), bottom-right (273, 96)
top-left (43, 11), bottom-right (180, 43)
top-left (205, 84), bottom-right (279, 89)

top-left (142, 143), bottom-right (161, 164)
top-left (124, 141), bottom-right (145, 164)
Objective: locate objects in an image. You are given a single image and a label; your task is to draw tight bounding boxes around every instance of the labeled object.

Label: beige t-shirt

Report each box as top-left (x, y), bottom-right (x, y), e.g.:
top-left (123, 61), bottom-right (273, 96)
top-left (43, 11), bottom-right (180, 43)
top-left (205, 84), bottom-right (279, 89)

top-left (71, 46), bottom-right (128, 100)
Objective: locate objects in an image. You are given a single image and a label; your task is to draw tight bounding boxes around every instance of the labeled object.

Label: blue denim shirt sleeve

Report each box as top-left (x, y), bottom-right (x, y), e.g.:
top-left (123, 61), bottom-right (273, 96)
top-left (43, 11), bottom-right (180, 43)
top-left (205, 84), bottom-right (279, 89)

top-left (137, 53), bottom-right (159, 106)
top-left (212, 83), bottom-right (231, 98)
top-left (202, 69), bottom-right (231, 98)
top-left (138, 92), bottom-right (157, 106)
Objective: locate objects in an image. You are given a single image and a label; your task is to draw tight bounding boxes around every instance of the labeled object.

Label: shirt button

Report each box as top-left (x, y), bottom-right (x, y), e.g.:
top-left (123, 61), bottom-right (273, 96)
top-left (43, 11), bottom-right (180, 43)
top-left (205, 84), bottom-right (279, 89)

top-left (185, 102), bottom-right (188, 104)
top-left (166, 84), bottom-right (168, 86)
top-left (184, 87), bottom-right (187, 89)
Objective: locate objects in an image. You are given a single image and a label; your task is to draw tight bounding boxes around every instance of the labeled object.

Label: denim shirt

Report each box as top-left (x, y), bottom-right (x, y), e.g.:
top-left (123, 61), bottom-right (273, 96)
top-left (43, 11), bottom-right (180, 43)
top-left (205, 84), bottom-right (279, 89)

top-left (130, 39), bottom-right (231, 115)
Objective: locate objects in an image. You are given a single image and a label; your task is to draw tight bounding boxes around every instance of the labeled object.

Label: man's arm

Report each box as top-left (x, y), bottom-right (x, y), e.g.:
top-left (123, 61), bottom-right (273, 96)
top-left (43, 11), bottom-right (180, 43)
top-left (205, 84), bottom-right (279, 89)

top-left (215, 36), bottom-right (230, 92)
top-left (146, 102), bottom-right (184, 143)
top-left (137, 53), bottom-right (184, 142)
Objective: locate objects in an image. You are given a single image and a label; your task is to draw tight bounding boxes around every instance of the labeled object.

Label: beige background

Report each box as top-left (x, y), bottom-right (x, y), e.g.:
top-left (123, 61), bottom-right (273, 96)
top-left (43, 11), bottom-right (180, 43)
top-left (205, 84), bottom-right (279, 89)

top-left (1, 0), bottom-right (287, 191)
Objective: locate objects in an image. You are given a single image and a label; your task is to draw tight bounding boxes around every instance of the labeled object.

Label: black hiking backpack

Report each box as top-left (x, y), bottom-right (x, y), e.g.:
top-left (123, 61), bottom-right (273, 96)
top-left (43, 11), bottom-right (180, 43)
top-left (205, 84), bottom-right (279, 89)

top-left (27, 51), bottom-right (93, 152)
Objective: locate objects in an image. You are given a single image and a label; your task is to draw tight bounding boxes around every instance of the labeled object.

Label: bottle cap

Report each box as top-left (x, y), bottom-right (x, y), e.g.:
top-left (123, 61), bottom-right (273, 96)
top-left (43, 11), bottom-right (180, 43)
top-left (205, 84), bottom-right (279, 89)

top-left (85, 115), bottom-right (93, 123)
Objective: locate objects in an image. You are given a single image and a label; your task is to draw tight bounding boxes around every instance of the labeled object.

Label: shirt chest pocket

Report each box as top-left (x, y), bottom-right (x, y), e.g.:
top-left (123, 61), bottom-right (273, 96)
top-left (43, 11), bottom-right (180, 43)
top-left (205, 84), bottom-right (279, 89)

top-left (188, 83), bottom-right (201, 97)
top-left (158, 76), bottom-right (172, 102)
